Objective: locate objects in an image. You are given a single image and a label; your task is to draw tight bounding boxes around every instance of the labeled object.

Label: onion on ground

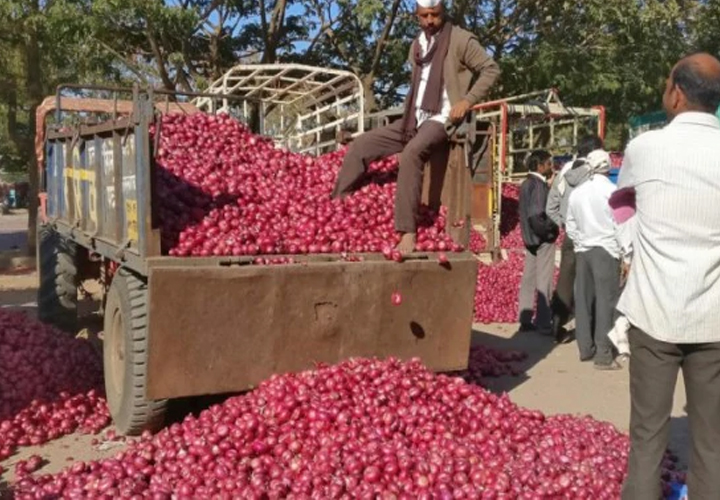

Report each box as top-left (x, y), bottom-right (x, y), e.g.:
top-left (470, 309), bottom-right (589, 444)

top-left (12, 358), bottom-right (683, 499)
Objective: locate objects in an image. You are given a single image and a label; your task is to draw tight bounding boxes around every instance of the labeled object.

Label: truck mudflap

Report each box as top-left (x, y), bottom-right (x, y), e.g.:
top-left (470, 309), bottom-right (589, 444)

top-left (145, 256), bottom-right (477, 399)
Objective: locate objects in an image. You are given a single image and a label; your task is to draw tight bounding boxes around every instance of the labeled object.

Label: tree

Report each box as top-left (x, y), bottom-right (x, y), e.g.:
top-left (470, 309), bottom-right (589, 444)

top-left (298, 0), bottom-right (417, 111)
top-left (691, 0), bottom-right (720, 56)
top-left (0, 0), bottom-right (124, 254)
top-left (497, 0), bottom-right (690, 147)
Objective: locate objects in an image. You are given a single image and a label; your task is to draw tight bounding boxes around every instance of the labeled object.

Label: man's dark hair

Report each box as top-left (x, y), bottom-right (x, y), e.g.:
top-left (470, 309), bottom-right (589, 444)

top-left (672, 56), bottom-right (720, 113)
top-left (576, 135), bottom-right (604, 158)
top-left (527, 150), bottom-right (552, 172)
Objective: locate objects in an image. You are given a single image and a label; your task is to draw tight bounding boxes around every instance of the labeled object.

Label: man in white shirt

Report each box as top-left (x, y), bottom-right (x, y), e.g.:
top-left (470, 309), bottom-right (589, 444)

top-left (619, 53), bottom-right (720, 500)
top-left (546, 135), bottom-right (603, 343)
top-left (331, 0), bottom-right (500, 253)
top-left (566, 150), bottom-right (622, 370)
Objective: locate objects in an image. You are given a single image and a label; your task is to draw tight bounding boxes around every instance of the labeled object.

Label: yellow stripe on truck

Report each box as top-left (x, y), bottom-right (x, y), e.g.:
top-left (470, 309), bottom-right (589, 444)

top-left (63, 167), bottom-right (96, 182)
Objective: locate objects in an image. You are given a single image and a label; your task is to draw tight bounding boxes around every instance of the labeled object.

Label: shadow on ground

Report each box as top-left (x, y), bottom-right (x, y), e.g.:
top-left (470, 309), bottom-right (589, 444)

top-left (471, 324), bottom-right (560, 394)
top-left (0, 231), bottom-right (27, 253)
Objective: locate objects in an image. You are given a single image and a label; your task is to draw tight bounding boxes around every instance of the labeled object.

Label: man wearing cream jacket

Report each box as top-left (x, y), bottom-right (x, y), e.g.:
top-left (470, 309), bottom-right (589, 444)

top-left (331, 0), bottom-right (500, 253)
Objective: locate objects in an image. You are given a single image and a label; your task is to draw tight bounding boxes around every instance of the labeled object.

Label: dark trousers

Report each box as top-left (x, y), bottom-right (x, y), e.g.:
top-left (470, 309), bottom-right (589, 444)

top-left (574, 247), bottom-right (620, 364)
top-left (552, 235), bottom-right (576, 329)
top-left (623, 328), bottom-right (720, 500)
top-left (518, 243), bottom-right (555, 330)
top-left (331, 119), bottom-right (448, 233)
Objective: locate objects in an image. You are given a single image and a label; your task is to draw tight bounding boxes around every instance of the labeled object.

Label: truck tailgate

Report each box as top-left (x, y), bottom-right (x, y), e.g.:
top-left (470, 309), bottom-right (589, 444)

top-left (145, 256), bottom-right (477, 399)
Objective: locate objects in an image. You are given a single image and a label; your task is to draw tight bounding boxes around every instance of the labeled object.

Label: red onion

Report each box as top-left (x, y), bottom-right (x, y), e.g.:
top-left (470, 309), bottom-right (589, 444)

top-left (469, 229), bottom-right (487, 254)
top-left (153, 114), bottom-right (462, 257)
top-left (500, 183), bottom-right (524, 250)
top-left (0, 310), bottom-right (109, 461)
top-left (474, 252), bottom-right (525, 323)
top-left (11, 358), bottom-right (684, 498)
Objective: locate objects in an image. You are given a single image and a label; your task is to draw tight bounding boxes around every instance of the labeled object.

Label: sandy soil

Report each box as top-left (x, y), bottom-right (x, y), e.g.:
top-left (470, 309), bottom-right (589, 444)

top-left (0, 213), bottom-right (690, 495)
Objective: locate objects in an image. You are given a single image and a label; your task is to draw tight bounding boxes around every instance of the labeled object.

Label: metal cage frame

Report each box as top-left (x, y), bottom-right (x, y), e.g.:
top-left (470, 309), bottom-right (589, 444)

top-left (470, 89), bottom-right (606, 250)
top-left (194, 64), bottom-right (365, 156)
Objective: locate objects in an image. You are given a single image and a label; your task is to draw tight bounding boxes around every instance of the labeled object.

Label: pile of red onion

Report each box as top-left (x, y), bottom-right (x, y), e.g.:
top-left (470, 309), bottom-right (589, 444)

top-left (154, 114), bottom-right (461, 257)
top-left (0, 310), bottom-right (110, 461)
top-left (469, 229), bottom-right (487, 254)
top-left (499, 183), bottom-right (523, 250)
top-left (12, 357), bottom-right (683, 498)
top-left (474, 252), bottom-right (525, 324)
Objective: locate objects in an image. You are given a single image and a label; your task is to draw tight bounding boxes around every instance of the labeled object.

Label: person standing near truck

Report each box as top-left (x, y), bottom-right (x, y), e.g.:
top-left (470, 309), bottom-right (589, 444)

top-left (546, 135), bottom-right (604, 344)
top-left (620, 53), bottom-right (720, 500)
top-left (331, 0), bottom-right (500, 254)
top-left (517, 150), bottom-right (559, 335)
top-left (565, 149), bottom-right (622, 370)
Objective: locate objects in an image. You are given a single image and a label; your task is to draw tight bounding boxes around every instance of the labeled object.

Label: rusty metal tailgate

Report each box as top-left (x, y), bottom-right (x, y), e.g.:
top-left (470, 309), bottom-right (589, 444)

top-left (146, 256), bottom-right (477, 399)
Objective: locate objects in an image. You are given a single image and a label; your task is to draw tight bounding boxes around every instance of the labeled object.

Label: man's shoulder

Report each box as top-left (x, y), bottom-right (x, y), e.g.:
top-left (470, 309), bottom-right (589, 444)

top-left (519, 177), bottom-right (535, 193)
top-left (627, 129), bottom-right (664, 151)
top-left (569, 178), bottom-right (591, 199)
top-left (450, 25), bottom-right (478, 43)
top-left (559, 161), bottom-right (574, 177)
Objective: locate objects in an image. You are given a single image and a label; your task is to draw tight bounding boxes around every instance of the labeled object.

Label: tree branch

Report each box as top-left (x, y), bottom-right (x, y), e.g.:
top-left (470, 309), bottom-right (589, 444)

top-left (145, 18), bottom-right (175, 90)
top-left (95, 39), bottom-right (150, 83)
top-left (369, 0), bottom-right (402, 77)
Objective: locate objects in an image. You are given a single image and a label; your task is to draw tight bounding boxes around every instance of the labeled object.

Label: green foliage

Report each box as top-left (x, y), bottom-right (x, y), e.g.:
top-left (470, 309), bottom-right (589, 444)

top-left (0, 0), bottom-right (718, 170)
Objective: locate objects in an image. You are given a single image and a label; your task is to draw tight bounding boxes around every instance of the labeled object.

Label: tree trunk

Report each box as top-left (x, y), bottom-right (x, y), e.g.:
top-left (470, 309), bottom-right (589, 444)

top-left (25, 0), bottom-right (43, 256)
top-left (361, 77), bottom-right (378, 113)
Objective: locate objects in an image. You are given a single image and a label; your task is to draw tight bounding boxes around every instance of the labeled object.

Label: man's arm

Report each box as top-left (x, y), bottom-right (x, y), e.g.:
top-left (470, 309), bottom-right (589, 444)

top-left (546, 178), bottom-right (564, 228)
top-left (565, 199), bottom-right (579, 245)
top-left (461, 36), bottom-right (500, 106)
top-left (449, 35), bottom-right (500, 123)
top-left (527, 183), bottom-right (557, 240)
top-left (616, 217), bottom-right (635, 261)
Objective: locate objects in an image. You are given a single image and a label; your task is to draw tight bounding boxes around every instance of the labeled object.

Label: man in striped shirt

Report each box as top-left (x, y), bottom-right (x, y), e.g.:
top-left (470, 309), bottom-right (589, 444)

top-left (620, 53), bottom-right (720, 500)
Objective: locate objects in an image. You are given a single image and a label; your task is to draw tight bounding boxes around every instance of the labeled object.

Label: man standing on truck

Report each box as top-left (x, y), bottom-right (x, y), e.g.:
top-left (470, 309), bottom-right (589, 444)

top-left (331, 0), bottom-right (500, 253)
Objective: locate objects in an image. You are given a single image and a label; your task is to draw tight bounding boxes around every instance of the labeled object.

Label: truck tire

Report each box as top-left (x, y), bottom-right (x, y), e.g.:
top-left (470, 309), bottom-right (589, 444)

top-left (37, 225), bottom-right (78, 332)
top-left (103, 268), bottom-right (167, 435)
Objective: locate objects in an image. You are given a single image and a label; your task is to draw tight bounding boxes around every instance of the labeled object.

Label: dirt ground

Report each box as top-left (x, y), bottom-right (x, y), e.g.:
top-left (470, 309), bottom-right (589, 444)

top-left (0, 213), bottom-right (691, 494)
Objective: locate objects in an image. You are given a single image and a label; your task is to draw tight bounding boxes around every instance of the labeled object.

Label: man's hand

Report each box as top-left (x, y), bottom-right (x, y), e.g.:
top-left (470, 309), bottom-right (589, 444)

top-left (449, 99), bottom-right (472, 124)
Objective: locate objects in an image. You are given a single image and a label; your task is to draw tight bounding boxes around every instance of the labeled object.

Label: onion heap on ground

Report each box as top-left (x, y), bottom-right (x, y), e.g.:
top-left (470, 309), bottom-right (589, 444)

top-left (13, 358), bottom-right (683, 499)
top-left (0, 310), bottom-right (109, 462)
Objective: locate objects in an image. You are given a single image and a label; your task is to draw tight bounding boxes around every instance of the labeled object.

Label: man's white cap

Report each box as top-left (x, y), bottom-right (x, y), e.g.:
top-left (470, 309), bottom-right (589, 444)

top-left (587, 149), bottom-right (612, 174)
top-left (417, 0), bottom-right (441, 7)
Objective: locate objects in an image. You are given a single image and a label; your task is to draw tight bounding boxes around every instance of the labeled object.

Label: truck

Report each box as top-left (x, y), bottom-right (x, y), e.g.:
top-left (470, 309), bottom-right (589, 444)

top-left (36, 76), bottom-right (478, 435)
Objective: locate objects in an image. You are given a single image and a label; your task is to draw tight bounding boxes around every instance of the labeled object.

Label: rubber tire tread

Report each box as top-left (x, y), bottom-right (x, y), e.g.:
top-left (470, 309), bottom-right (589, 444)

top-left (37, 225), bottom-right (78, 332)
top-left (104, 268), bottom-right (167, 435)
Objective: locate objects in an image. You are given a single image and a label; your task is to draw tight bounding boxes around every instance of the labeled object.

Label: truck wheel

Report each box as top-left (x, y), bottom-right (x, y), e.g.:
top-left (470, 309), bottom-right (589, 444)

top-left (37, 225), bottom-right (78, 332)
top-left (103, 268), bottom-right (167, 435)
